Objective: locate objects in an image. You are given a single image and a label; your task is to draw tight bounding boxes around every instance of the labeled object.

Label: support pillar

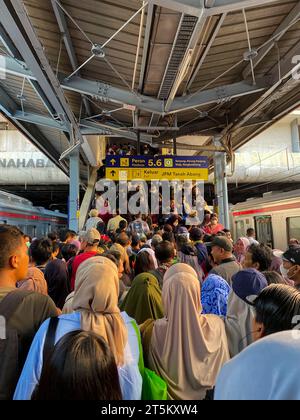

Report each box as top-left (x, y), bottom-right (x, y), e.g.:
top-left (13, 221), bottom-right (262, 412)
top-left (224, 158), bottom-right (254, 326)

top-left (214, 137), bottom-right (230, 229)
top-left (69, 151), bottom-right (80, 231)
top-left (291, 119), bottom-right (300, 153)
top-left (137, 130), bottom-right (141, 155)
top-left (173, 135), bottom-right (177, 155)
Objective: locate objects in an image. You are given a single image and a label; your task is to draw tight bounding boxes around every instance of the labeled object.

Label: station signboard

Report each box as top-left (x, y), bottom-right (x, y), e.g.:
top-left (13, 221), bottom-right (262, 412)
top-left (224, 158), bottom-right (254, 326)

top-left (105, 155), bottom-right (209, 181)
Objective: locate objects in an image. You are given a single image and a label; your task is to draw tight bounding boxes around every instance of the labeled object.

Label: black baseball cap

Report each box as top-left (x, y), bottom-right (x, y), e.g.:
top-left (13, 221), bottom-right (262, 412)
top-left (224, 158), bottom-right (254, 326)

top-left (282, 246), bottom-right (300, 265)
top-left (211, 236), bottom-right (233, 253)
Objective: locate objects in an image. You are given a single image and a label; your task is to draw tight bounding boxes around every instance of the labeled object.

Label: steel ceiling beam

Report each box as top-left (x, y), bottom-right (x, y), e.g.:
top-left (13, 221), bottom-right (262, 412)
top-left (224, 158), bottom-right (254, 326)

top-left (0, 85), bottom-right (17, 116)
top-left (10, 110), bottom-right (153, 143)
top-left (148, 0), bottom-right (204, 17)
top-left (0, 86), bottom-right (64, 167)
top-left (51, 0), bottom-right (92, 117)
top-left (149, 0), bottom-right (281, 17)
top-left (242, 1), bottom-right (300, 80)
top-left (0, 0), bottom-right (70, 127)
top-left (138, 2), bottom-right (155, 92)
top-left (0, 23), bottom-right (57, 118)
top-left (229, 39), bottom-right (300, 131)
top-left (170, 79), bottom-right (268, 112)
top-left (0, 54), bottom-right (268, 114)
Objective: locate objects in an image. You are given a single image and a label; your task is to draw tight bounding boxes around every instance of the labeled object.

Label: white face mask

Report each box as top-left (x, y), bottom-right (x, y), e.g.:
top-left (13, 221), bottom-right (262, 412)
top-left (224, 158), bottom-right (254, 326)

top-left (280, 264), bottom-right (289, 278)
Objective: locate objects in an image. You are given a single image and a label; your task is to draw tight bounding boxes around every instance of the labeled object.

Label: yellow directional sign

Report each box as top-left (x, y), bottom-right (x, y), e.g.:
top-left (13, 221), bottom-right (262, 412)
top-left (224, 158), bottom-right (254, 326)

top-left (106, 167), bottom-right (208, 181)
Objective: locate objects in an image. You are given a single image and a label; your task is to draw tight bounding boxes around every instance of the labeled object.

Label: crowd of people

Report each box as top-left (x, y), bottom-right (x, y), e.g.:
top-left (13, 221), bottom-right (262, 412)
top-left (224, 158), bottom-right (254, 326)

top-left (1, 208), bottom-right (300, 401)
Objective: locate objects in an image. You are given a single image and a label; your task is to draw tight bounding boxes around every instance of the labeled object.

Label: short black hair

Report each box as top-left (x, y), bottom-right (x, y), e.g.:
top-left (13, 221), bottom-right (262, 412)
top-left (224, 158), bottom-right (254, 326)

top-left (247, 228), bottom-right (255, 236)
top-left (0, 225), bottom-right (24, 269)
top-left (248, 243), bottom-right (273, 272)
top-left (118, 220), bottom-right (128, 230)
top-left (52, 242), bottom-right (60, 255)
top-left (131, 234), bottom-right (140, 248)
top-left (59, 229), bottom-right (77, 242)
top-left (30, 238), bottom-right (53, 266)
top-left (48, 232), bottom-right (59, 242)
top-left (32, 330), bottom-right (122, 401)
top-left (155, 241), bottom-right (175, 264)
top-left (254, 284), bottom-right (300, 336)
top-left (162, 231), bottom-right (175, 243)
top-left (61, 244), bottom-right (78, 262)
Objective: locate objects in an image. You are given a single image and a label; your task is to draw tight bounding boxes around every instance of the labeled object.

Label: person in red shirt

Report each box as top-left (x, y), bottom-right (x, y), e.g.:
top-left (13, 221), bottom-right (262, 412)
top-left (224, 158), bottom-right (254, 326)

top-left (203, 214), bottom-right (224, 236)
top-left (70, 229), bottom-right (100, 291)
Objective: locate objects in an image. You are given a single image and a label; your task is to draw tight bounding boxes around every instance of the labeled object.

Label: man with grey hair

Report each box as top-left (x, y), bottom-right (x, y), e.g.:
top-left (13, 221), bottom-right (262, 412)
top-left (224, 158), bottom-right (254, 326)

top-left (151, 234), bottom-right (163, 251)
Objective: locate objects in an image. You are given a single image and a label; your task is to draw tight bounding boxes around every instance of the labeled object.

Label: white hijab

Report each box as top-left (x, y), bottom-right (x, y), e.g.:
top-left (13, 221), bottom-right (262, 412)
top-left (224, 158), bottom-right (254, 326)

top-left (215, 330), bottom-right (300, 400)
top-left (138, 248), bottom-right (158, 269)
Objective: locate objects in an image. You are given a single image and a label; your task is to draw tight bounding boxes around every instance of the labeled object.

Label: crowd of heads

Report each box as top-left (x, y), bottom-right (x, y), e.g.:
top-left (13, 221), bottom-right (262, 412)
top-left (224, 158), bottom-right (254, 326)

top-left (1, 203), bottom-right (300, 401)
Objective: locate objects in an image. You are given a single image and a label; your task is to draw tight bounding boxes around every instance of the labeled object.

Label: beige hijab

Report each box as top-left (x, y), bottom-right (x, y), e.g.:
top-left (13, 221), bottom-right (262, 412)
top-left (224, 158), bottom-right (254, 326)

top-left (71, 256), bottom-right (128, 366)
top-left (17, 267), bottom-right (48, 295)
top-left (148, 263), bottom-right (229, 400)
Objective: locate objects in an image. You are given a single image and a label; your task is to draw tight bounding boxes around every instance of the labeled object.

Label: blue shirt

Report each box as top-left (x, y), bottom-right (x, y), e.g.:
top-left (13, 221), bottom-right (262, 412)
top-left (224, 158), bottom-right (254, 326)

top-left (14, 311), bottom-right (142, 400)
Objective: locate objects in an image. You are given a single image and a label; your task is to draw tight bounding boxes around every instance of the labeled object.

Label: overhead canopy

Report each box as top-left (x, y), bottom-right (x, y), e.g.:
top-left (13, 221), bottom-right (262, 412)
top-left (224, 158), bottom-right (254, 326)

top-left (0, 0), bottom-right (300, 178)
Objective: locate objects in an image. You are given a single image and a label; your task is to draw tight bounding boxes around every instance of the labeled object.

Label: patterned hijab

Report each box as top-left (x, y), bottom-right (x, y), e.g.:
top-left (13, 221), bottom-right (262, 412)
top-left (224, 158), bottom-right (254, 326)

top-left (201, 274), bottom-right (231, 317)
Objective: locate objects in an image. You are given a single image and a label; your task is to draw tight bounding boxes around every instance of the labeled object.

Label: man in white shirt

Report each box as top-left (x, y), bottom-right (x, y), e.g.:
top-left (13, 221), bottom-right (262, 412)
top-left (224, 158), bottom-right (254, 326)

top-left (246, 228), bottom-right (259, 246)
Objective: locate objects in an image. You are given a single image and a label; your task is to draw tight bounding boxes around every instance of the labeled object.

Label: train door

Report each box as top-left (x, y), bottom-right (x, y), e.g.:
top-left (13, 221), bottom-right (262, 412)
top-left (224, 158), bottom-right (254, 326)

top-left (254, 216), bottom-right (274, 248)
top-left (234, 219), bottom-right (246, 241)
top-left (287, 217), bottom-right (300, 242)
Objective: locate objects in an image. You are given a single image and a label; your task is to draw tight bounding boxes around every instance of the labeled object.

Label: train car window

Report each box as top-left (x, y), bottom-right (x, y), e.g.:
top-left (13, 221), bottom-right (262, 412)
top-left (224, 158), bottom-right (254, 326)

top-left (254, 216), bottom-right (274, 248)
top-left (287, 217), bottom-right (300, 242)
top-left (235, 220), bottom-right (245, 238)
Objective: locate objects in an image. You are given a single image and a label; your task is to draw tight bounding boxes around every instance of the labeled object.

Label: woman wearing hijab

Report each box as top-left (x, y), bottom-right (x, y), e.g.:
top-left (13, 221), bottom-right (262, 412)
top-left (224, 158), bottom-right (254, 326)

top-left (215, 330), bottom-right (300, 400)
top-left (135, 249), bottom-right (157, 275)
top-left (225, 269), bottom-right (268, 358)
top-left (201, 274), bottom-right (231, 317)
top-left (44, 259), bottom-right (71, 310)
top-left (17, 267), bottom-right (48, 296)
top-left (140, 263), bottom-right (229, 400)
top-left (233, 237), bottom-right (250, 265)
top-left (14, 256), bottom-right (142, 401)
top-left (120, 273), bottom-right (163, 325)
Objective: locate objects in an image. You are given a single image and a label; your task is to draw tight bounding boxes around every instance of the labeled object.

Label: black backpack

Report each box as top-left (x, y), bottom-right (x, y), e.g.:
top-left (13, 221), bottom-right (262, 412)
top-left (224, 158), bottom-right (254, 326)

top-left (0, 290), bottom-right (34, 400)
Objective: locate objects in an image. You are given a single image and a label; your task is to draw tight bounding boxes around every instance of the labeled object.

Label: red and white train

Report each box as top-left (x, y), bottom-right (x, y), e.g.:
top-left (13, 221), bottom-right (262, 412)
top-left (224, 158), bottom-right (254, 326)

top-left (0, 190), bottom-right (67, 237)
top-left (231, 189), bottom-right (300, 250)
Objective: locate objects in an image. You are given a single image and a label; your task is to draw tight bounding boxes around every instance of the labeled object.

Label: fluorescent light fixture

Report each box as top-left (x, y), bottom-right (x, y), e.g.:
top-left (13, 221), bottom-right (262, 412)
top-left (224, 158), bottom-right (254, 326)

top-left (59, 141), bottom-right (82, 161)
top-left (165, 49), bottom-right (194, 112)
